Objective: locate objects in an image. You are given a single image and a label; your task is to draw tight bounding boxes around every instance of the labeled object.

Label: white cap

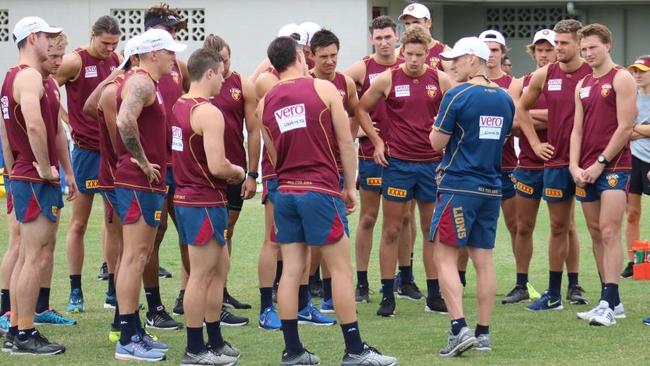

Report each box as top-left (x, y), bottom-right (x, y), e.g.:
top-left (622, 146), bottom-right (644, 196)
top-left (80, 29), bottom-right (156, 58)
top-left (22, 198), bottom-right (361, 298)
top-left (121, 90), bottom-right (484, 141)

top-left (533, 29), bottom-right (556, 46)
top-left (277, 23), bottom-right (308, 46)
top-left (398, 3), bottom-right (431, 20)
top-left (13, 16), bottom-right (62, 44)
top-left (300, 21), bottom-right (321, 45)
top-left (478, 29), bottom-right (506, 47)
top-left (117, 35), bottom-right (143, 70)
top-left (440, 37), bottom-right (490, 61)
top-left (135, 28), bottom-right (187, 54)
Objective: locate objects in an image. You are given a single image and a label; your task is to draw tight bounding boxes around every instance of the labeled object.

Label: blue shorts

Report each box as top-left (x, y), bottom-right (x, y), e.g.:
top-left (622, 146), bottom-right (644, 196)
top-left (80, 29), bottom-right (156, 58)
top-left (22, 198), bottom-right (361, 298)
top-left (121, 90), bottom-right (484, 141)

top-left (101, 189), bottom-right (119, 223)
top-left (543, 167), bottom-right (575, 202)
top-left (358, 159), bottom-right (382, 191)
top-left (115, 187), bottom-right (165, 227)
top-left (262, 178), bottom-right (278, 205)
top-left (165, 167), bottom-right (176, 195)
top-left (429, 192), bottom-right (500, 249)
top-left (175, 205), bottom-right (228, 246)
top-left (381, 158), bottom-right (438, 202)
top-left (501, 171), bottom-right (516, 201)
top-left (576, 171), bottom-right (630, 203)
top-left (11, 181), bottom-right (63, 223)
top-left (513, 168), bottom-right (544, 200)
top-left (274, 190), bottom-right (349, 246)
top-left (4, 175), bottom-right (13, 214)
top-left (71, 146), bottom-right (100, 194)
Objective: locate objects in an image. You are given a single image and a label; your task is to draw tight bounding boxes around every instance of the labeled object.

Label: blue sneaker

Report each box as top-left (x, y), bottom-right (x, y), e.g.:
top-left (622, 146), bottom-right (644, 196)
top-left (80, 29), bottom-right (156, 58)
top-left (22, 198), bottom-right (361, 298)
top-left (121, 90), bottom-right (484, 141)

top-left (298, 303), bottom-right (336, 326)
top-left (105, 291), bottom-right (116, 309)
top-left (0, 313), bottom-right (9, 335)
top-left (139, 329), bottom-right (169, 353)
top-left (66, 289), bottom-right (85, 313)
top-left (643, 316), bottom-right (650, 326)
top-left (526, 291), bottom-right (563, 312)
top-left (114, 334), bottom-right (166, 362)
top-left (34, 308), bottom-right (77, 325)
top-left (259, 306), bottom-right (281, 331)
top-left (320, 297), bottom-right (335, 314)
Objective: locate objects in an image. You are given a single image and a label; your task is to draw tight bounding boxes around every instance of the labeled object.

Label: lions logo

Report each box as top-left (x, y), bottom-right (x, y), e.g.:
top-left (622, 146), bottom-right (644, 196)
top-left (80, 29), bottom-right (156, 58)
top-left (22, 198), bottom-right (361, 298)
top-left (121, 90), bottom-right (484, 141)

top-left (606, 173), bottom-right (619, 187)
top-left (171, 71), bottom-right (180, 85)
top-left (230, 87), bottom-right (242, 101)
top-left (426, 84), bottom-right (438, 98)
top-left (430, 57), bottom-right (440, 69)
top-left (601, 83), bottom-right (612, 97)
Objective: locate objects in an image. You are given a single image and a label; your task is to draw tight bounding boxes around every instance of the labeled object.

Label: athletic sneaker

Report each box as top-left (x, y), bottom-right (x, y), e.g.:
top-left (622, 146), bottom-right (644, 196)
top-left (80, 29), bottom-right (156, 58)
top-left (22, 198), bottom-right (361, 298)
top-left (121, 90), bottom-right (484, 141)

top-left (577, 301), bottom-right (626, 320)
top-left (98, 262), bottom-right (109, 280)
top-left (355, 285), bottom-right (370, 304)
top-left (475, 333), bottom-right (491, 352)
top-left (566, 284), bottom-right (588, 305)
top-left (146, 306), bottom-right (182, 330)
top-left (425, 296), bottom-right (448, 314)
top-left (397, 282), bottom-right (424, 301)
top-left (173, 291), bottom-right (184, 315)
top-left (34, 308), bottom-right (77, 325)
top-left (109, 327), bottom-right (120, 343)
top-left (181, 348), bottom-right (237, 366)
top-left (643, 316), bottom-right (650, 325)
top-left (298, 303), bottom-right (336, 326)
top-left (140, 329), bottom-right (169, 352)
top-left (105, 291), bottom-right (117, 309)
top-left (341, 343), bottom-right (397, 366)
top-left (0, 313), bottom-right (9, 335)
top-left (280, 348), bottom-right (320, 366)
top-left (3, 332), bottom-right (14, 352)
top-left (527, 282), bottom-right (541, 300)
top-left (589, 301), bottom-right (617, 327)
top-left (376, 297), bottom-right (395, 317)
top-left (525, 292), bottom-right (563, 311)
top-left (220, 309), bottom-right (249, 327)
top-left (66, 288), bottom-right (85, 313)
top-left (223, 292), bottom-right (251, 310)
top-left (320, 298), bottom-right (335, 313)
top-left (620, 261), bottom-right (634, 278)
top-left (12, 330), bottom-right (65, 356)
top-left (502, 285), bottom-right (529, 304)
top-left (207, 341), bottom-right (241, 359)
top-left (158, 266), bottom-right (172, 279)
top-left (259, 306), bottom-right (281, 330)
top-left (114, 334), bottom-right (165, 362)
top-left (439, 326), bottom-right (476, 357)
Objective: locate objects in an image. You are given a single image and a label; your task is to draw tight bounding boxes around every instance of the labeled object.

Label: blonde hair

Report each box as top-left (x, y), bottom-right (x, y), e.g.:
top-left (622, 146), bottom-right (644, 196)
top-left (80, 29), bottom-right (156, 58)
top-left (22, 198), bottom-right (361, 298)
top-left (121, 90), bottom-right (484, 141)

top-left (400, 24), bottom-right (431, 48)
top-left (50, 32), bottom-right (68, 52)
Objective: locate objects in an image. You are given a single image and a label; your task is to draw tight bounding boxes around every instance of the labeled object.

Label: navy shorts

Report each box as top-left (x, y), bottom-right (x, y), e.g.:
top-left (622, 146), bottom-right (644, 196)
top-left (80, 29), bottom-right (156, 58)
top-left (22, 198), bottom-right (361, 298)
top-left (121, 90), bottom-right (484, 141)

top-left (101, 189), bottom-right (118, 223)
top-left (629, 156), bottom-right (650, 195)
top-left (576, 171), bottom-right (630, 203)
top-left (501, 171), bottom-right (516, 200)
top-left (513, 168), bottom-right (544, 199)
top-left (543, 167), bottom-right (575, 202)
top-left (12, 180), bottom-right (63, 223)
top-left (4, 175), bottom-right (13, 214)
top-left (358, 159), bottom-right (382, 191)
top-left (115, 187), bottom-right (165, 227)
top-left (262, 178), bottom-right (278, 205)
top-left (429, 192), bottom-right (500, 249)
top-left (175, 205), bottom-right (228, 246)
top-left (381, 157), bottom-right (438, 202)
top-left (72, 146), bottom-right (100, 194)
top-left (165, 167), bottom-right (176, 195)
top-left (274, 190), bottom-right (349, 246)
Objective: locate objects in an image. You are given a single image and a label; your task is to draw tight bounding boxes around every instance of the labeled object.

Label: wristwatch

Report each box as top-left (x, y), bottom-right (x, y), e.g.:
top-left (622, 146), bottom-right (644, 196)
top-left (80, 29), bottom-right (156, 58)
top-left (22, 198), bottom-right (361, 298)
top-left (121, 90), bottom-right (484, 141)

top-left (247, 171), bottom-right (259, 179)
top-left (597, 155), bottom-right (610, 165)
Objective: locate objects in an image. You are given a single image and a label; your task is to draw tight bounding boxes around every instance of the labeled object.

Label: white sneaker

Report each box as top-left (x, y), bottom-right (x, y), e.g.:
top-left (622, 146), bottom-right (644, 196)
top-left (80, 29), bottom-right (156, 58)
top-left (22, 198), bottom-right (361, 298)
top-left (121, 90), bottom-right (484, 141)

top-left (588, 301), bottom-right (617, 327)
top-left (577, 301), bottom-right (625, 320)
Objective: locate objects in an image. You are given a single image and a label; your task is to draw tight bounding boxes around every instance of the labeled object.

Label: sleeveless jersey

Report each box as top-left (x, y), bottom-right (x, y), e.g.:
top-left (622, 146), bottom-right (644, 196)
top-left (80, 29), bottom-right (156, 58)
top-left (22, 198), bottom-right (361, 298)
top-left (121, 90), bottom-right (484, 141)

top-left (211, 71), bottom-right (246, 169)
top-left (159, 60), bottom-right (184, 166)
top-left (398, 41), bottom-right (446, 70)
top-left (97, 75), bottom-right (124, 189)
top-left (518, 73), bottom-right (548, 170)
top-left (261, 67), bottom-right (280, 179)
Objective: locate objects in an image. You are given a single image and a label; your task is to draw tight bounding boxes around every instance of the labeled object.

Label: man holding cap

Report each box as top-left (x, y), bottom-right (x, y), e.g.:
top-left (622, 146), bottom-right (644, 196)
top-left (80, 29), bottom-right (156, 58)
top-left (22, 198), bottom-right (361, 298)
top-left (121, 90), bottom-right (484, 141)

top-left (429, 36), bottom-right (514, 356)
top-left (397, 2), bottom-right (451, 72)
top-left (249, 23), bottom-right (310, 82)
top-left (113, 28), bottom-right (186, 362)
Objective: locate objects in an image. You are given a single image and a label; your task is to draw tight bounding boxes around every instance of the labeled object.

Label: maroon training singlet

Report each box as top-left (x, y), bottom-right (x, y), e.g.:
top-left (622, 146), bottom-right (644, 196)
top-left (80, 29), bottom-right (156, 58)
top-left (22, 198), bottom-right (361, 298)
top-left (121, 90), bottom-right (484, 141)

top-left (492, 73), bottom-right (517, 171)
top-left (65, 48), bottom-right (120, 150)
top-left (261, 67), bottom-right (280, 180)
top-left (518, 73), bottom-right (548, 170)
top-left (578, 66), bottom-right (631, 170)
top-left (159, 60), bottom-right (184, 166)
top-left (97, 75), bottom-right (124, 190)
top-left (211, 71), bottom-right (246, 169)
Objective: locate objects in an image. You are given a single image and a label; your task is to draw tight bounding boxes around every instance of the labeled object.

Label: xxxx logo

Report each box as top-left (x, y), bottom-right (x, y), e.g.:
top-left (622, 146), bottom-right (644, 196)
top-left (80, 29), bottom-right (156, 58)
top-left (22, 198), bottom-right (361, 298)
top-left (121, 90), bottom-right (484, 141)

top-left (386, 187), bottom-right (407, 198)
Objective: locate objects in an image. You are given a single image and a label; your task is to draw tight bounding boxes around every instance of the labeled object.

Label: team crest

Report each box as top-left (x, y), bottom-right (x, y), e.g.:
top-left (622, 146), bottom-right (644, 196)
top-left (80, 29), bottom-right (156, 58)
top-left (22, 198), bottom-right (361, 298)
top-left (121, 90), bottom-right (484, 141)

top-left (171, 71), bottom-right (180, 85)
top-left (426, 84), bottom-right (438, 98)
top-left (606, 173), bottom-right (619, 187)
top-left (430, 57), bottom-right (440, 69)
top-left (600, 83), bottom-right (612, 97)
top-left (338, 89), bottom-right (346, 98)
top-left (230, 87), bottom-right (242, 101)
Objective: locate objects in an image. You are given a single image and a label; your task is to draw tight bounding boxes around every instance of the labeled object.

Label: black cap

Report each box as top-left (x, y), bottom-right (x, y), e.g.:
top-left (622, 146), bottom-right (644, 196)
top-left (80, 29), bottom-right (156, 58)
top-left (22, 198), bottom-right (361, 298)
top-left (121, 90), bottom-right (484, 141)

top-left (144, 13), bottom-right (187, 30)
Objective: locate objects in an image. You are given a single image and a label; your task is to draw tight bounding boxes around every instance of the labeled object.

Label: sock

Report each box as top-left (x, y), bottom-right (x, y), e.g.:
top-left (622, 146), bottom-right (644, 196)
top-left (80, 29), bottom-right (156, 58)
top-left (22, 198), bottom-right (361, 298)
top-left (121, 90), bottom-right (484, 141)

top-left (450, 318), bottom-right (467, 336)
top-left (567, 272), bottom-right (579, 287)
top-left (223, 287), bottom-right (230, 299)
top-left (357, 271), bottom-right (368, 288)
top-left (600, 282), bottom-right (605, 300)
top-left (314, 266), bottom-right (321, 281)
top-left (399, 266), bottom-right (412, 284)
top-left (107, 273), bottom-right (115, 295)
top-left (70, 274), bottom-right (82, 293)
top-left (274, 261), bottom-right (283, 287)
top-left (602, 283), bottom-right (618, 310)
top-left (9, 325), bottom-right (18, 336)
top-left (145, 287), bottom-right (163, 312)
top-left (260, 287), bottom-right (273, 313)
top-left (113, 301), bottom-right (120, 329)
top-left (426, 279), bottom-right (441, 299)
top-left (298, 284), bottom-right (310, 310)
top-left (0, 289), bottom-right (10, 316)
top-left (548, 271), bottom-right (563, 297)
top-left (475, 324), bottom-right (490, 336)
top-left (341, 321), bottom-right (363, 354)
top-left (381, 279), bottom-right (394, 300)
top-left (614, 286), bottom-right (621, 307)
top-left (458, 271), bottom-right (467, 287)
top-left (135, 310), bottom-right (144, 332)
top-left (281, 319), bottom-right (303, 354)
top-left (186, 326), bottom-right (205, 354)
top-left (322, 278), bottom-right (332, 300)
top-left (516, 273), bottom-right (528, 288)
top-left (17, 328), bottom-right (36, 342)
top-left (119, 313), bottom-right (138, 346)
top-left (308, 275), bottom-right (317, 287)
top-left (205, 320), bottom-right (224, 348)
top-left (35, 287), bottom-right (51, 313)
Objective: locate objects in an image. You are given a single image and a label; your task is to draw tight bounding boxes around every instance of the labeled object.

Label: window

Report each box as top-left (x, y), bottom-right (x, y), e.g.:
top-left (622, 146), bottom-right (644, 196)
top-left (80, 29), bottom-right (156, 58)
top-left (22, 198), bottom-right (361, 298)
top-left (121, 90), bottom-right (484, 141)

top-left (111, 8), bottom-right (205, 42)
top-left (0, 10), bottom-right (9, 42)
top-left (486, 7), bottom-right (579, 39)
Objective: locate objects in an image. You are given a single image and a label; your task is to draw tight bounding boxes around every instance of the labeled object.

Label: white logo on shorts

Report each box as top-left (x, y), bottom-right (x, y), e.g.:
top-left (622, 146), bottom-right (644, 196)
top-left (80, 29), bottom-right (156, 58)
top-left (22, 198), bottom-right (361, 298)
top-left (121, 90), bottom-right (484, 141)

top-left (479, 115), bottom-right (503, 140)
top-left (171, 126), bottom-right (183, 151)
top-left (394, 85), bottom-right (410, 97)
top-left (84, 66), bottom-right (98, 78)
top-left (274, 103), bottom-right (307, 133)
top-left (547, 78), bottom-right (562, 91)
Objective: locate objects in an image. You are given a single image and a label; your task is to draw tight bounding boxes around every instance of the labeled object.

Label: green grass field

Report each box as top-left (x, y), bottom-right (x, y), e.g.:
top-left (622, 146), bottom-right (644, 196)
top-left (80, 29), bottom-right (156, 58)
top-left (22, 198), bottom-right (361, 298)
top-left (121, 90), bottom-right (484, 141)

top-left (0, 193), bottom-right (649, 366)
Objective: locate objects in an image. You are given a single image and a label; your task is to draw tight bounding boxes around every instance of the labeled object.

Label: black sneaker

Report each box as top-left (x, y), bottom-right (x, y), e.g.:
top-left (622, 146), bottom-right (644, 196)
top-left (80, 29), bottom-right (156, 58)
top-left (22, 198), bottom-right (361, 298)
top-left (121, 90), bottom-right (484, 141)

top-left (310, 279), bottom-right (323, 298)
top-left (396, 281), bottom-right (424, 301)
top-left (502, 285), bottom-right (530, 304)
top-left (173, 291), bottom-right (184, 315)
top-left (220, 309), bottom-right (249, 327)
top-left (146, 306), bottom-right (182, 330)
top-left (12, 330), bottom-right (65, 355)
top-left (376, 297), bottom-right (395, 317)
top-left (355, 284), bottom-right (370, 304)
top-left (425, 296), bottom-right (448, 314)
top-left (158, 266), bottom-right (172, 279)
top-left (566, 284), bottom-right (588, 305)
top-left (2, 332), bottom-right (14, 352)
top-left (98, 262), bottom-right (109, 281)
top-left (223, 292), bottom-right (251, 310)
top-left (621, 261), bottom-right (634, 278)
